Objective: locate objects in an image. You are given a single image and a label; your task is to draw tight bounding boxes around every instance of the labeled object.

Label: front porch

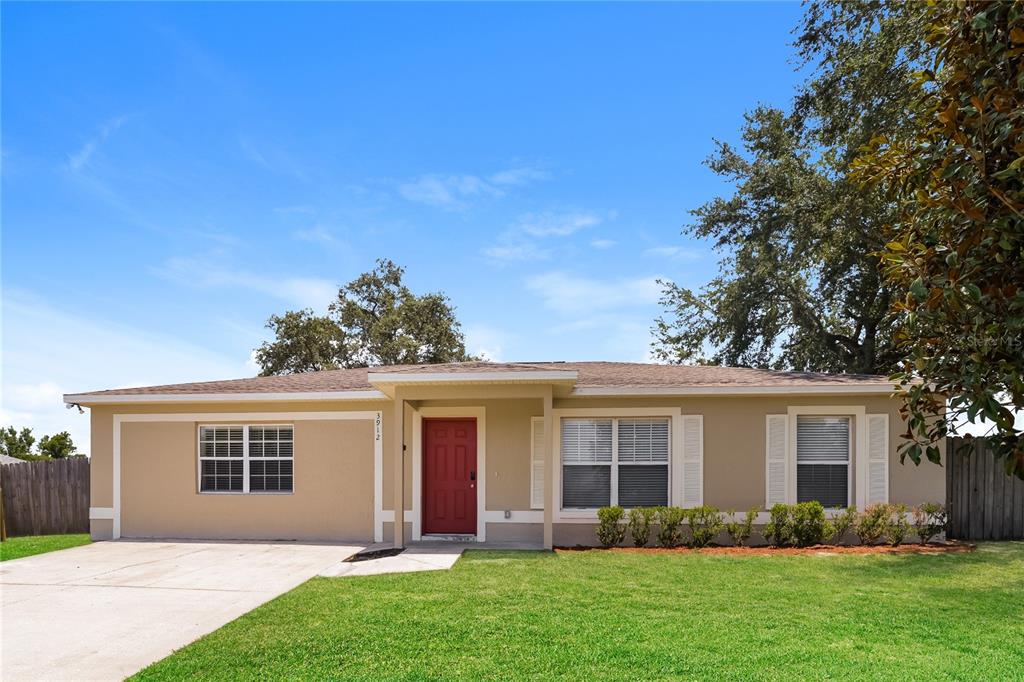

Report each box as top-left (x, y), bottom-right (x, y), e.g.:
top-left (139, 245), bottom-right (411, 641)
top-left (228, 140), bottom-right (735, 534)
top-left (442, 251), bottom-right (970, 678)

top-left (371, 371), bottom-right (573, 550)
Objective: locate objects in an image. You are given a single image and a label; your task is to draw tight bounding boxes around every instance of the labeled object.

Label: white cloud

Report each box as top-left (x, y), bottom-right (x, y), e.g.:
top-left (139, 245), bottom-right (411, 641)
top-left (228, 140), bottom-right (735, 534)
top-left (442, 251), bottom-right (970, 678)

top-left (154, 256), bottom-right (336, 310)
top-left (66, 115), bottom-right (128, 172)
top-left (399, 174), bottom-right (498, 209)
top-left (525, 271), bottom-right (663, 315)
top-left (488, 167), bottom-right (551, 186)
top-left (590, 239), bottom-right (617, 249)
top-left (464, 324), bottom-right (509, 362)
top-left (399, 165), bottom-right (548, 209)
top-left (237, 135), bottom-right (307, 181)
top-left (292, 224), bottom-right (340, 246)
top-left (1, 291), bottom-right (251, 453)
top-left (482, 242), bottom-right (550, 262)
top-left (483, 210), bottom-right (606, 263)
top-left (517, 211), bottom-right (601, 237)
top-left (644, 245), bottom-right (703, 261)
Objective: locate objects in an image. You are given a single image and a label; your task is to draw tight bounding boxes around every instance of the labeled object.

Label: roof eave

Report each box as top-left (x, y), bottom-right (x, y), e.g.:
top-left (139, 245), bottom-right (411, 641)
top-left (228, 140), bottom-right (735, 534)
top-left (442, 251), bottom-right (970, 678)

top-left (63, 390), bottom-right (389, 406)
top-left (367, 370), bottom-right (579, 386)
top-left (570, 384), bottom-right (895, 397)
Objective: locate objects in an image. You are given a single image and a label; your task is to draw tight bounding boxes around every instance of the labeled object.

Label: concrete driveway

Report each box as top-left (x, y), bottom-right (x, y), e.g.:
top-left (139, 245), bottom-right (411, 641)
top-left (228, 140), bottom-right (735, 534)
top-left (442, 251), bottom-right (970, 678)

top-left (1, 540), bottom-right (361, 681)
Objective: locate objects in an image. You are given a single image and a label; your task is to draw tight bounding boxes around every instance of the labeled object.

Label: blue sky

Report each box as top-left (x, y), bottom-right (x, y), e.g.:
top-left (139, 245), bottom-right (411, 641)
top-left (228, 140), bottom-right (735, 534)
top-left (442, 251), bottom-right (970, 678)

top-left (2, 1), bottom-right (807, 447)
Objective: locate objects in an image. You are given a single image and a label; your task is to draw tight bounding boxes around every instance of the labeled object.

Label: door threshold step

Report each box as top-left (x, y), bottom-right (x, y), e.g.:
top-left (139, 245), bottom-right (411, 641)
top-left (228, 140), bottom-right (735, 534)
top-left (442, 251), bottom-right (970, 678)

top-left (420, 534), bottom-right (476, 542)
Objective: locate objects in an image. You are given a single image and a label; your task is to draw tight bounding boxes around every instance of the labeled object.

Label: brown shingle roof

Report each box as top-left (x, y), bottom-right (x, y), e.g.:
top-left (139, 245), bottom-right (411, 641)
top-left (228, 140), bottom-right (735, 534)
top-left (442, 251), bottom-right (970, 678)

top-left (66, 361), bottom-right (891, 399)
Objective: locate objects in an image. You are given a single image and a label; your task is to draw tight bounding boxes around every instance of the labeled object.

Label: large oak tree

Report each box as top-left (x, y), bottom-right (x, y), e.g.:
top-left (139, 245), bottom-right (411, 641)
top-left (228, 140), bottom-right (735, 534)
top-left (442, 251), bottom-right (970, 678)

top-left (255, 259), bottom-right (475, 375)
top-left (653, 1), bottom-right (926, 376)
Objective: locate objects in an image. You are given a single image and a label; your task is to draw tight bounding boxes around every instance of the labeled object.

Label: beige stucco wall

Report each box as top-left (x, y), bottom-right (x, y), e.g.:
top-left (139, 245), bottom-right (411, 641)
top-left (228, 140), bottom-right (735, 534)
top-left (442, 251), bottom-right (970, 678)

top-left (85, 389), bottom-right (944, 543)
top-left (89, 401), bottom-right (384, 541)
top-left (556, 394), bottom-right (945, 510)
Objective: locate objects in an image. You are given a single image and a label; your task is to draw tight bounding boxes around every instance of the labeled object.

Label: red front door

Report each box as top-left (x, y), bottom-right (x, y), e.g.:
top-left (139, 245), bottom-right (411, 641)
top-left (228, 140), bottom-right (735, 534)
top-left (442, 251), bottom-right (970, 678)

top-left (423, 418), bottom-right (477, 535)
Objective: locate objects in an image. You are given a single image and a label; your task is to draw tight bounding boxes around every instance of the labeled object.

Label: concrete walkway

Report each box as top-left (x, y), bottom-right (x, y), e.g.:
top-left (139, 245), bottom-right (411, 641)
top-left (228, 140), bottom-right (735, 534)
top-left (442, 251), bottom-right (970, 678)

top-left (1, 540), bottom-right (360, 682)
top-left (319, 542), bottom-right (466, 577)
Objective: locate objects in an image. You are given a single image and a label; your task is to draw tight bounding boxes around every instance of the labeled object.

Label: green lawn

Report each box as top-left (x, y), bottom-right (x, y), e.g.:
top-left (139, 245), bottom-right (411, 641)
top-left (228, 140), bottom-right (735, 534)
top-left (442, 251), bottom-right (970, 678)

top-left (135, 543), bottom-right (1024, 681)
top-left (0, 533), bottom-right (90, 561)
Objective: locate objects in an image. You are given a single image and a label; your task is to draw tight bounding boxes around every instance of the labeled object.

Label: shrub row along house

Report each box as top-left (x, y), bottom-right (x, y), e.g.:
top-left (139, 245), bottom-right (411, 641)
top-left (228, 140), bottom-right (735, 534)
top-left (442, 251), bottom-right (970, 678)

top-left (63, 361), bottom-right (945, 548)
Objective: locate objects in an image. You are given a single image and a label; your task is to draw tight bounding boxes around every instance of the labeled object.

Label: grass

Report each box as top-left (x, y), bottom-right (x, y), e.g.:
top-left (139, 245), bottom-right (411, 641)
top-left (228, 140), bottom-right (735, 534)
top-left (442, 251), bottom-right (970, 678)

top-left (135, 543), bottom-right (1024, 681)
top-left (0, 533), bottom-right (91, 561)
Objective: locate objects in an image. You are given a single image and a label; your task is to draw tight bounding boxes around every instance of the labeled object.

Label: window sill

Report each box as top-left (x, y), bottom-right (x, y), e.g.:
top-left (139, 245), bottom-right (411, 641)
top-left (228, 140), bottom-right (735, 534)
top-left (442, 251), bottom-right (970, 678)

top-left (198, 491), bottom-right (295, 496)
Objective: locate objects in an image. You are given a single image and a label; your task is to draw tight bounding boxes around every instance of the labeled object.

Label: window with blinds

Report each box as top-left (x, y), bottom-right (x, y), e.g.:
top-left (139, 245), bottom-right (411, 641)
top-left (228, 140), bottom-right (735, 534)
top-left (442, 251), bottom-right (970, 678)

top-left (561, 417), bottom-right (669, 509)
top-left (248, 426), bottom-right (294, 492)
top-left (199, 425), bottom-right (294, 494)
top-left (796, 416), bottom-right (850, 507)
top-left (199, 427), bottom-right (244, 492)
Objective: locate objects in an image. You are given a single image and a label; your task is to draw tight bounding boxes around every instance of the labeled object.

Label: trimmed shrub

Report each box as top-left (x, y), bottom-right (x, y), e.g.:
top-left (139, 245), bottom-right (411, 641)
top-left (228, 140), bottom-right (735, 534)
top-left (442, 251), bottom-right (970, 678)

top-left (725, 508), bottom-right (759, 547)
top-left (627, 507), bottom-right (656, 547)
top-left (885, 503), bottom-right (910, 546)
top-left (764, 504), bottom-right (794, 547)
top-left (687, 506), bottom-right (725, 548)
top-left (829, 506), bottom-right (858, 545)
top-left (596, 506), bottom-right (626, 547)
top-left (791, 501), bottom-right (830, 547)
top-left (911, 502), bottom-right (947, 545)
top-left (853, 503), bottom-right (889, 545)
top-left (655, 506), bottom-right (687, 548)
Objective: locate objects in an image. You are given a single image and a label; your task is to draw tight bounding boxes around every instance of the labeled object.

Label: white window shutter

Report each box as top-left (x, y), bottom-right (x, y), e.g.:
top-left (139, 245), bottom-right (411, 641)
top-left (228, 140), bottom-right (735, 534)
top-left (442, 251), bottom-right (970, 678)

top-left (680, 415), bottom-right (703, 507)
top-left (765, 415), bottom-right (788, 507)
top-left (866, 414), bottom-right (889, 505)
top-left (530, 417), bottom-right (544, 510)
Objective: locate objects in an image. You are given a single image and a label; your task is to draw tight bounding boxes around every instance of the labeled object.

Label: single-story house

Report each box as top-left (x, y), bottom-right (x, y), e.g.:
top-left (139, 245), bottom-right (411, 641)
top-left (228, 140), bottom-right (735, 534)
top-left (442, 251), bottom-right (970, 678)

top-left (64, 361), bottom-right (945, 548)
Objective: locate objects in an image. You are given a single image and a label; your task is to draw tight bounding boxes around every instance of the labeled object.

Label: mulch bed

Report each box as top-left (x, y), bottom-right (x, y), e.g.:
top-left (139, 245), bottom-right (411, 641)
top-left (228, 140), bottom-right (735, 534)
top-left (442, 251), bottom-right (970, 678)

top-left (555, 541), bottom-right (975, 556)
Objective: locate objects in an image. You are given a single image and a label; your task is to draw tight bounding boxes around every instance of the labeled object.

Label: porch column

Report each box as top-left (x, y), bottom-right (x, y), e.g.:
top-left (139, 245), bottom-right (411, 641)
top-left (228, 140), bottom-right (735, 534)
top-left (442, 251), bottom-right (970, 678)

top-left (543, 388), bottom-right (554, 549)
top-left (393, 388), bottom-right (406, 548)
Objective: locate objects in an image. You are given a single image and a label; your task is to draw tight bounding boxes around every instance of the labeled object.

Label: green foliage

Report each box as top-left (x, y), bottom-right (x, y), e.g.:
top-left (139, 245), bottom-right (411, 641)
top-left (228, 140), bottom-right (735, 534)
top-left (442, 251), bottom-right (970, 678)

top-left (853, 504), bottom-right (890, 546)
top-left (686, 506), bottom-right (724, 548)
top-left (791, 501), bottom-right (830, 547)
top-left (256, 260), bottom-right (475, 375)
top-left (254, 310), bottom-right (348, 375)
top-left (0, 534), bottom-right (90, 562)
top-left (912, 503), bottom-right (948, 545)
top-left (885, 503), bottom-right (910, 547)
top-left (651, 0), bottom-right (929, 373)
top-left (829, 506), bottom-right (858, 545)
top-left (852, 2), bottom-right (1024, 477)
top-left (725, 508), bottom-right (759, 547)
top-left (626, 507), bottom-right (656, 547)
top-left (763, 504), bottom-right (794, 547)
top-left (1, 426), bottom-right (36, 460)
top-left (655, 506), bottom-right (686, 548)
top-left (37, 431), bottom-right (77, 459)
top-left (595, 507), bottom-right (626, 548)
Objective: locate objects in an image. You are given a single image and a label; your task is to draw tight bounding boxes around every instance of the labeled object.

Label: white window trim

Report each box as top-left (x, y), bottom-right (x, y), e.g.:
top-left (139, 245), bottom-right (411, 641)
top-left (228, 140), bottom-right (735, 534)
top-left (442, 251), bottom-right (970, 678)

top-left (552, 408), bottom-right (678, 520)
top-left (786, 406), bottom-right (867, 508)
top-left (410, 406), bottom-right (487, 542)
top-left (196, 424), bottom-right (295, 495)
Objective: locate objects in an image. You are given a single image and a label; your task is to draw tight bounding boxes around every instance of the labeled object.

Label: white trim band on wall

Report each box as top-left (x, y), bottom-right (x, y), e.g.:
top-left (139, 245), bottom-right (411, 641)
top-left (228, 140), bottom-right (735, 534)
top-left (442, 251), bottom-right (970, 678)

top-left (89, 507), bottom-right (114, 520)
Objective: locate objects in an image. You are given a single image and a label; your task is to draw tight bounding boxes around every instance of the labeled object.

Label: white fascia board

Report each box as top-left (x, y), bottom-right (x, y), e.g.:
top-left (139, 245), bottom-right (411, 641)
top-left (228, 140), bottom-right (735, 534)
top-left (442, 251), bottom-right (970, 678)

top-left (571, 384), bottom-right (894, 397)
top-left (63, 390), bottom-right (389, 405)
top-left (368, 370), bottom-right (578, 384)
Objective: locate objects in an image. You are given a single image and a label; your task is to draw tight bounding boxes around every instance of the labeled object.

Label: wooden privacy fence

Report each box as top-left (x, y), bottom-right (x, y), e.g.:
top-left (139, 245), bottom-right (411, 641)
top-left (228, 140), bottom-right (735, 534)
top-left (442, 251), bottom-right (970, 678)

top-left (1, 458), bottom-right (90, 537)
top-left (946, 437), bottom-right (1024, 540)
